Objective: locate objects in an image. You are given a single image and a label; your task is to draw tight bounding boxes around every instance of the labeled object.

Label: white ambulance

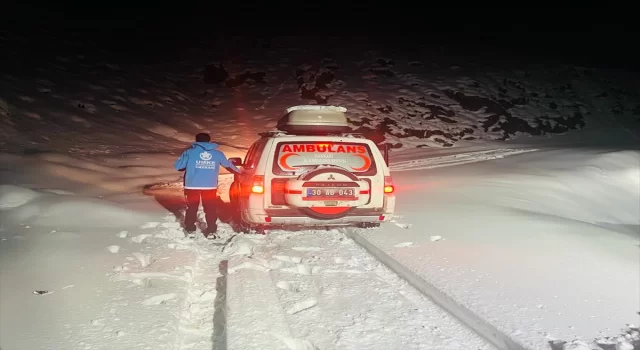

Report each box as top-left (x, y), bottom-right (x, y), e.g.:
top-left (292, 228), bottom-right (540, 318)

top-left (228, 105), bottom-right (396, 231)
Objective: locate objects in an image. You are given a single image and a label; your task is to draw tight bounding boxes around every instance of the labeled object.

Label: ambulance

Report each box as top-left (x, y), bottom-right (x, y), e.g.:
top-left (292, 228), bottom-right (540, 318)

top-left (228, 105), bottom-right (395, 231)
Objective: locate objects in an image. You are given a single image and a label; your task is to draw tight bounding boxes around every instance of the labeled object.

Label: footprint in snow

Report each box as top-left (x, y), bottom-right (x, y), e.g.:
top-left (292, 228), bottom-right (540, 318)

top-left (107, 245), bottom-right (121, 253)
top-left (132, 252), bottom-right (152, 268)
top-left (276, 281), bottom-right (300, 293)
top-left (141, 293), bottom-right (177, 305)
top-left (116, 231), bottom-right (129, 238)
top-left (395, 242), bottom-right (414, 248)
top-left (429, 235), bottom-right (443, 242)
top-left (286, 298), bottom-right (318, 315)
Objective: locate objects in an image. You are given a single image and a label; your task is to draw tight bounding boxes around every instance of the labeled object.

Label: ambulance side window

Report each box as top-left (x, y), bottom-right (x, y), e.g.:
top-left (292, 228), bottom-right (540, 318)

top-left (243, 143), bottom-right (257, 168)
top-left (243, 140), bottom-right (267, 170)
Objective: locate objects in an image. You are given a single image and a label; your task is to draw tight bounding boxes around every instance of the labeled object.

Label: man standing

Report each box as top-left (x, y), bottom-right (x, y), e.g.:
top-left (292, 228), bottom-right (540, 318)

top-left (174, 133), bottom-right (241, 238)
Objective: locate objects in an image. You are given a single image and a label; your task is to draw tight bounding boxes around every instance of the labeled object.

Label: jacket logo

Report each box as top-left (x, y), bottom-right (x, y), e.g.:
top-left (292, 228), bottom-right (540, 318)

top-left (327, 174), bottom-right (335, 180)
top-left (200, 151), bottom-right (212, 161)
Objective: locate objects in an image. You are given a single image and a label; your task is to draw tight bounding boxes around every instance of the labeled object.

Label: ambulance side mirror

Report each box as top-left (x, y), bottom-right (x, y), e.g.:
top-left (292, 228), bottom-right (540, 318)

top-left (377, 143), bottom-right (390, 166)
top-left (229, 157), bottom-right (243, 167)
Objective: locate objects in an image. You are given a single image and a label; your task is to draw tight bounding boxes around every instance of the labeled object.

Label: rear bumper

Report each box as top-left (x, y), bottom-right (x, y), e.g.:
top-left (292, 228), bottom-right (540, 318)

top-left (268, 215), bottom-right (389, 226)
top-left (242, 207), bottom-right (392, 226)
top-left (240, 192), bottom-right (395, 227)
top-left (266, 215), bottom-right (388, 226)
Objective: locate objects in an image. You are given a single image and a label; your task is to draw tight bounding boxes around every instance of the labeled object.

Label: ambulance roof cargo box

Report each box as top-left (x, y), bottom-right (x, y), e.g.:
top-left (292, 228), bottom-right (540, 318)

top-left (277, 105), bottom-right (351, 134)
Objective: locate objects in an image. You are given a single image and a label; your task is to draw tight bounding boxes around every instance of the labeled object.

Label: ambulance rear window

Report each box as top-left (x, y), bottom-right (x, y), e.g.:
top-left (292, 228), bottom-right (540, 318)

top-left (272, 141), bottom-right (377, 176)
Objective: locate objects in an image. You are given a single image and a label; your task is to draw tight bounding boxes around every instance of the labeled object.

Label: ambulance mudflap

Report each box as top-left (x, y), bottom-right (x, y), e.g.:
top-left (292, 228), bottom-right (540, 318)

top-left (284, 165), bottom-right (371, 220)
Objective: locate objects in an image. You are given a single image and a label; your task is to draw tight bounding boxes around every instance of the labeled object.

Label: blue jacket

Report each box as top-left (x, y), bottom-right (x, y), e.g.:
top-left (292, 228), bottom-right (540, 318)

top-left (174, 142), bottom-right (241, 189)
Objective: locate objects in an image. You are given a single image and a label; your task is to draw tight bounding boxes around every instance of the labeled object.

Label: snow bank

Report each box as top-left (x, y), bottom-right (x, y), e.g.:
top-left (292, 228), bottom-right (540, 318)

top-left (0, 149), bottom-right (244, 200)
top-left (0, 184), bottom-right (155, 228)
top-left (490, 149), bottom-right (640, 228)
top-left (357, 148), bottom-right (640, 349)
top-left (0, 184), bottom-right (41, 209)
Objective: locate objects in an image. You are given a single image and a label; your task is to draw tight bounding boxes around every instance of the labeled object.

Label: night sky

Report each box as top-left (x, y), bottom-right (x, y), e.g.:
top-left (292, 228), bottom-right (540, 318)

top-left (5, 4), bottom-right (639, 72)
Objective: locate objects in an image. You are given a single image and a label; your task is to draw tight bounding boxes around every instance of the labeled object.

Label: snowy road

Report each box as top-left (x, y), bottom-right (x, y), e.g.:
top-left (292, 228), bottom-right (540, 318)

top-left (359, 147), bottom-right (640, 350)
top-left (106, 214), bottom-right (493, 350)
top-left (1, 147), bottom-right (638, 350)
top-left (0, 201), bottom-right (494, 350)
top-left (224, 227), bottom-right (492, 350)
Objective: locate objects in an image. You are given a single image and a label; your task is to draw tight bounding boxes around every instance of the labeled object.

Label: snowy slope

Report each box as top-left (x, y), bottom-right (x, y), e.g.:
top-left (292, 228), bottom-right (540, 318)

top-left (2, 33), bottom-right (639, 156)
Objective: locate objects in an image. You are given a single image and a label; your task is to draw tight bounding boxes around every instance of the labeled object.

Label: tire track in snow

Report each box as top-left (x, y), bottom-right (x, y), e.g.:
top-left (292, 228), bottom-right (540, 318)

top-left (345, 229), bottom-right (525, 350)
top-left (347, 149), bottom-right (534, 350)
top-left (226, 229), bottom-right (494, 350)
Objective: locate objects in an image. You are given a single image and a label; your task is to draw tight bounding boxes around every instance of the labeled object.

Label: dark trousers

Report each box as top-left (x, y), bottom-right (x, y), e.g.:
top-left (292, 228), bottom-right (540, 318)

top-left (184, 189), bottom-right (218, 230)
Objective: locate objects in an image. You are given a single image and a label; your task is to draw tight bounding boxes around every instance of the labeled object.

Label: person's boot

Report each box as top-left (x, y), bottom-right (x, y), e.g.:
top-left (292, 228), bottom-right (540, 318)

top-left (184, 224), bottom-right (197, 238)
top-left (203, 224), bottom-right (217, 239)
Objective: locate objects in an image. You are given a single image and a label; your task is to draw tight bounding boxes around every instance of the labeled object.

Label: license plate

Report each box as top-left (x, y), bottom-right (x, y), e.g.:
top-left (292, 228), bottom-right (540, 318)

top-left (306, 188), bottom-right (356, 198)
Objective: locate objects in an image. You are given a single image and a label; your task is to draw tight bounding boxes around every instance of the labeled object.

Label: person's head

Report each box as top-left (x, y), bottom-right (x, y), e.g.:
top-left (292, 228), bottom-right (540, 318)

top-left (195, 133), bottom-right (211, 142)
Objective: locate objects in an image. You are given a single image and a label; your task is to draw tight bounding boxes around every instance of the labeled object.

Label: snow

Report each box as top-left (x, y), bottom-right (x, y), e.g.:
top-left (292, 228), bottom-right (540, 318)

top-left (1, 31), bottom-right (640, 350)
top-left (356, 147), bottom-right (640, 349)
top-left (0, 191), bottom-right (491, 349)
top-left (225, 229), bottom-right (490, 350)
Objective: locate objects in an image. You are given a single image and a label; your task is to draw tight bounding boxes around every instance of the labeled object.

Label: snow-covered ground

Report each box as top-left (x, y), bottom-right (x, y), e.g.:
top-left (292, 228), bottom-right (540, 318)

top-left (224, 228), bottom-right (491, 350)
top-left (358, 147), bottom-right (640, 350)
top-left (1, 32), bottom-right (639, 350)
top-left (0, 179), bottom-right (492, 350)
